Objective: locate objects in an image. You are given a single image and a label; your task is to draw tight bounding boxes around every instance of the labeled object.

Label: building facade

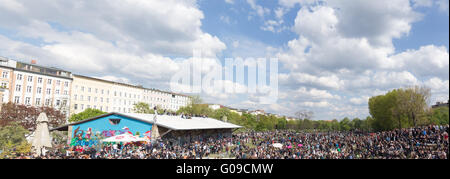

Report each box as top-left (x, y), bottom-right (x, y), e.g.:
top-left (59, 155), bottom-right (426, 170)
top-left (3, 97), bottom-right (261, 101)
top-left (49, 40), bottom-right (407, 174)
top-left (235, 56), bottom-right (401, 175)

top-left (0, 57), bottom-right (73, 116)
top-left (70, 75), bottom-right (144, 115)
top-left (142, 88), bottom-right (190, 112)
top-left (2, 57), bottom-right (191, 117)
top-left (70, 75), bottom-right (191, 116)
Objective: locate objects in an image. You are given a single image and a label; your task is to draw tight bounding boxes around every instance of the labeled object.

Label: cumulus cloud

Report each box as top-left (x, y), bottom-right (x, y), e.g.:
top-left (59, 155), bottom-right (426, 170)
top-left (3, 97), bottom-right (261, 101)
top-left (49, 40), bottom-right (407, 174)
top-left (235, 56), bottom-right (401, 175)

top-left (273, 0), bottom-right (448, 119)
top-left (0, 0), bottom-right (226, 89)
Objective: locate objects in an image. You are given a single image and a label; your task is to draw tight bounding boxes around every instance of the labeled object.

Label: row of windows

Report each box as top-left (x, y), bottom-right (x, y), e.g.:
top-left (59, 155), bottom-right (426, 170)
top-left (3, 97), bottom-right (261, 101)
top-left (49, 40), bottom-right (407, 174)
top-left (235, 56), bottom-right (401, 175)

top-left (15, 74), bottom-right (69, 87)
top-left (75, 85), bottom-right (142, 99)
top-left (74, 104), bottom-right (134, 113)
top-left (13, 96), bottom-right (67, 106)
top-left (14, 85), bottom-right (68, 95)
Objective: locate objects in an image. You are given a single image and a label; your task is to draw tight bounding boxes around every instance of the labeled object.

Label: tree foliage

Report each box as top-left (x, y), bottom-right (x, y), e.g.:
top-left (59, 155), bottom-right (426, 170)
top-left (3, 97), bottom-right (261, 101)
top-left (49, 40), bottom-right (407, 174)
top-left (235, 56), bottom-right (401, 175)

top-left (0, 102), bottom-right (66, 132)
top-left (369, 86), bottom-right (435, 131)
top-left (69, 108), bottom-right (107, 123)
top-left (0, 122), bottom-right (31, 158)
top-left (132, 102), bottom-right (154, 114)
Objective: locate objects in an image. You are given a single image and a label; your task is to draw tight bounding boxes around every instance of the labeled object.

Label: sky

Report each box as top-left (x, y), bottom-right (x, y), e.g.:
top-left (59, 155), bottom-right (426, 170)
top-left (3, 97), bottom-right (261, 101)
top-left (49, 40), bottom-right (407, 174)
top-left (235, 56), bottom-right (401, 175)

top-left (0, 0), bottom-right (449, 120)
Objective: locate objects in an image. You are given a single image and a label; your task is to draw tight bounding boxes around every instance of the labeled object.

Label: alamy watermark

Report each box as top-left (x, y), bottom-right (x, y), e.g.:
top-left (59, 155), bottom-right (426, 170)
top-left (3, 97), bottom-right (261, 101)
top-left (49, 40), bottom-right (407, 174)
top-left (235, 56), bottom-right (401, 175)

top-left (170, 50), bottom-right (278, 104)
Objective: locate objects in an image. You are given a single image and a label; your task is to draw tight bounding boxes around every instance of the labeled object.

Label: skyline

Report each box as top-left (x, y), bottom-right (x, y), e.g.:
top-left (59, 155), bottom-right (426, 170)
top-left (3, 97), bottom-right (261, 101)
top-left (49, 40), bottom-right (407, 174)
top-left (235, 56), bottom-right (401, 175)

top-left (0, 0), bottom-right (449, 120)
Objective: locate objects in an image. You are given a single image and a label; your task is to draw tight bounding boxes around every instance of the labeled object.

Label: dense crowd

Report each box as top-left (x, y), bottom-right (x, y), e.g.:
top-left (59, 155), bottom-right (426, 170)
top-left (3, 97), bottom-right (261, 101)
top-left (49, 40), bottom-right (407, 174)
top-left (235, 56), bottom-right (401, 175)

top-left (11, 125), bottom-right (448, 159)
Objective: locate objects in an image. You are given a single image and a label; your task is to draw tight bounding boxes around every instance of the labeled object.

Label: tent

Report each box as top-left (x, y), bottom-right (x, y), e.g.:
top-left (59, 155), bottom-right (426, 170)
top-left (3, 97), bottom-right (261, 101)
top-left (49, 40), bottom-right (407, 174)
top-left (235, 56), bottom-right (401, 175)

top-left (102, 133), bottom-right (147, 143)
top-left (272, 143), bottom-right (283, 149)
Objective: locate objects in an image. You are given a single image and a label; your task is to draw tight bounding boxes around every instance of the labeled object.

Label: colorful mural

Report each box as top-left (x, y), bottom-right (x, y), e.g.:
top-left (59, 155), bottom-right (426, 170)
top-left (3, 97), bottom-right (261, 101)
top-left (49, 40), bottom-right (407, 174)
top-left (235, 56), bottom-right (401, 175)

top-left (70, 114), bottom-right (153, 146)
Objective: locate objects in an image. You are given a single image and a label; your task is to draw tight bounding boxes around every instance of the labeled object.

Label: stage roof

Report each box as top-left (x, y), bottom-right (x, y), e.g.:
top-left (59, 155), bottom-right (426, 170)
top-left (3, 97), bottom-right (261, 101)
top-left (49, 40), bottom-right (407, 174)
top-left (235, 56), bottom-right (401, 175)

top-left (51, 112), bottom-right (242, 131)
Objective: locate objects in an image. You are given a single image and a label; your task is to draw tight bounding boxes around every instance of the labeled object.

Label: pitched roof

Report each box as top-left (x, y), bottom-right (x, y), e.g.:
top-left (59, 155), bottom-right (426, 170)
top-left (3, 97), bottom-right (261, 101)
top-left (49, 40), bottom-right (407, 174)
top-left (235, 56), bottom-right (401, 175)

top-left (51, 112), bottom-right (242, 131)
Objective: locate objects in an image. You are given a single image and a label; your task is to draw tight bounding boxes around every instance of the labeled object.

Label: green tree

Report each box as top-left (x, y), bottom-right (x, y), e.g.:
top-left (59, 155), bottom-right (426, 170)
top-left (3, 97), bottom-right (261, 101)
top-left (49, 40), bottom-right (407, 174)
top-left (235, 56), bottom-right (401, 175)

top-left (133, 102), bottom-right (154, 114)
top-left (0, 122), bottom-right (31, 158)
top-left (339, 117), bottom-right (351, 131)
top-left (351, 118), bottom-right (362, 130)
top-left (369, 92), bottom-right (397, 131)
top-left (69, 108), bottom-right (107, 123)
top-left (429, 106), bottom-right (449, 125)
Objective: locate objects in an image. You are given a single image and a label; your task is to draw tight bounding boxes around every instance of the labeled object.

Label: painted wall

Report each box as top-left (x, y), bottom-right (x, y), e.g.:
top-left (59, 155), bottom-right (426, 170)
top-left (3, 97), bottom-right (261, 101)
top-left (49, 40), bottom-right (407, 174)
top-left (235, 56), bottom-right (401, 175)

top-left (70, 114), bottom-right (153, 146)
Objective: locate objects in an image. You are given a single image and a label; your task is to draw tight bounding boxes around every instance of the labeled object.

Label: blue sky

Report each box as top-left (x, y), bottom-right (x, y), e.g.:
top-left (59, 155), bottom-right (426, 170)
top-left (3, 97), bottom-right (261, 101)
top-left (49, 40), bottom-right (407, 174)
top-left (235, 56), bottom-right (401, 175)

top-left (0, 0), bottom-right (448, 120)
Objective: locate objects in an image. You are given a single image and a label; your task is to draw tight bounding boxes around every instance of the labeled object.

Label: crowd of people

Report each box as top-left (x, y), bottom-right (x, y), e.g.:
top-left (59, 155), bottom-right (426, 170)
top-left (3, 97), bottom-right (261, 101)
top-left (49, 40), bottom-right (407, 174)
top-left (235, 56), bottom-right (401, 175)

top-left (11, 125), bottom-right (448, 159)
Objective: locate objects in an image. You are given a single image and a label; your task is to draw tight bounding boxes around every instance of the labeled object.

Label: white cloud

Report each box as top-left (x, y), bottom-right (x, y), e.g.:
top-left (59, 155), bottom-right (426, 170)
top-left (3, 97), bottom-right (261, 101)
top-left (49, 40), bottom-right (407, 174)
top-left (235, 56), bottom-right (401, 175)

top-left (424, 77), bottom-right (450, 93)
top-left (273, 0), bottom-right (448, 120)
top-left (246, 0), bottom-right (271, 18)
top-left (0, 0), bottom-right (226, 58)
top-left (225, 0), bottom-right (234, 4)
top-left (0, 0), bottom-right (227, 90)
top-left (437, 0), bottom-right (449, 13)
top-left (390, 45), bottom-right (449, 78)
top-left (412, 0), bottom-right (433, 8)
top-left (278, 0), bottom-right (318, 8)
top-left (300, 101), bottom-right (331, 108)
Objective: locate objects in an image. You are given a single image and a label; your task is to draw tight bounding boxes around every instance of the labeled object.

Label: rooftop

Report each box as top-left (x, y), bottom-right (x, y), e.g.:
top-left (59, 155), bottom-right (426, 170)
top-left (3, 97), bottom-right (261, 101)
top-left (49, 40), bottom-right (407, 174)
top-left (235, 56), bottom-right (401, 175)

top-left (51, 112), bottom-right (242, 131)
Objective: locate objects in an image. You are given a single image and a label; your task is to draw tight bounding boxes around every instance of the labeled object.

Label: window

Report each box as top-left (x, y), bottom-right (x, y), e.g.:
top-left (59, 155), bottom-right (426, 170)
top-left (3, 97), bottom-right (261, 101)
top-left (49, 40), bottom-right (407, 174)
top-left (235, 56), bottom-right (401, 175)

top-left (47, 79), bottom-right (52, 84)
top-left (56, 80), bottom-right (60, 86)
top-left (26, 86), bottom-right (32, 93)
top-left (64, 90), bottom-right (68, 95)
top-left (88, 96), bottom-right (91, 101)
top-left (74, 94), bottom-right (77, 100)
top-left (56, 100), bottom-right (60, 106)
top-left (100, 97), bottom-right (103, 102)
top-left (88, 88), bottom-right (91, 92)
top-left (1, 82), bottom-right (8, 88)
top-left (27, 76), bottom-right (33, 82)
top-left (35, 98), bottom-right (41, 105)
top-left (46, 88), bottom-right (51, 95)
top-left (37, 87), bottom-right (42, 94)
top-left (95, 88), bottom-right (98, 93)
top-left (101, 89), bottom-right (104, 94)
top-left (94, 97), bottom-right (97, 102)
top-left (81, 104), bottom-right (84, 110)
top-left (74, 104), bottom-right (78, 110)
top-left (64, 82), bottom-right (69, 87)
top-left (81, 86), bottom-right (85, 92)
top-left (17, 74), bottom-right (23, 80)
top-left (109, 118), bottom-right (121, 125)
top-left (55, 90), bottom-right (60, 94)
top-left (62, 100), bottom-right (67, 107)
top-left (80, 95), bottom-right (83, 101)
top-left (45, 99), bottom-right (51, 106)
top-left (38, 77), bottom-right (42, 83)
top-left (25, 97), bottom-right (31, 105)
top-left (15, 85), bottom-right (21, 92)
top-left (2, 71), bottom-right (8, 78)
top-left (14, 96), bottom-right (20, 103)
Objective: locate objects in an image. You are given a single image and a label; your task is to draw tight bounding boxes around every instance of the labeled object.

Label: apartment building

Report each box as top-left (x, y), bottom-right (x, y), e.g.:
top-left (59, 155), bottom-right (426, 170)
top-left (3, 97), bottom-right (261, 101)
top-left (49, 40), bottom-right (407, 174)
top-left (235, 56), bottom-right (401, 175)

top-left (71, 75), bottom-right (191, 115)
top-left (142, 88), bottom-right (190, 112)
top-left (1, 58), bottom-right (14, 104)
top-left (0, 57), bottom-right (73, 116)
top-left (70, 75), bottom-right (143, 115)
top-left (2, 57), bottom-right (191, 116)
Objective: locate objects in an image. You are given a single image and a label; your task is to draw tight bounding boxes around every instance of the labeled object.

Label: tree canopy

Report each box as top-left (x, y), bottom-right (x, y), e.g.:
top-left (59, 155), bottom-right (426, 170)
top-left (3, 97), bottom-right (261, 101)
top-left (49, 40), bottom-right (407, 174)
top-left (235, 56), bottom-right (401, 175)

top-left (69, 108), bottom-right (107, 123)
